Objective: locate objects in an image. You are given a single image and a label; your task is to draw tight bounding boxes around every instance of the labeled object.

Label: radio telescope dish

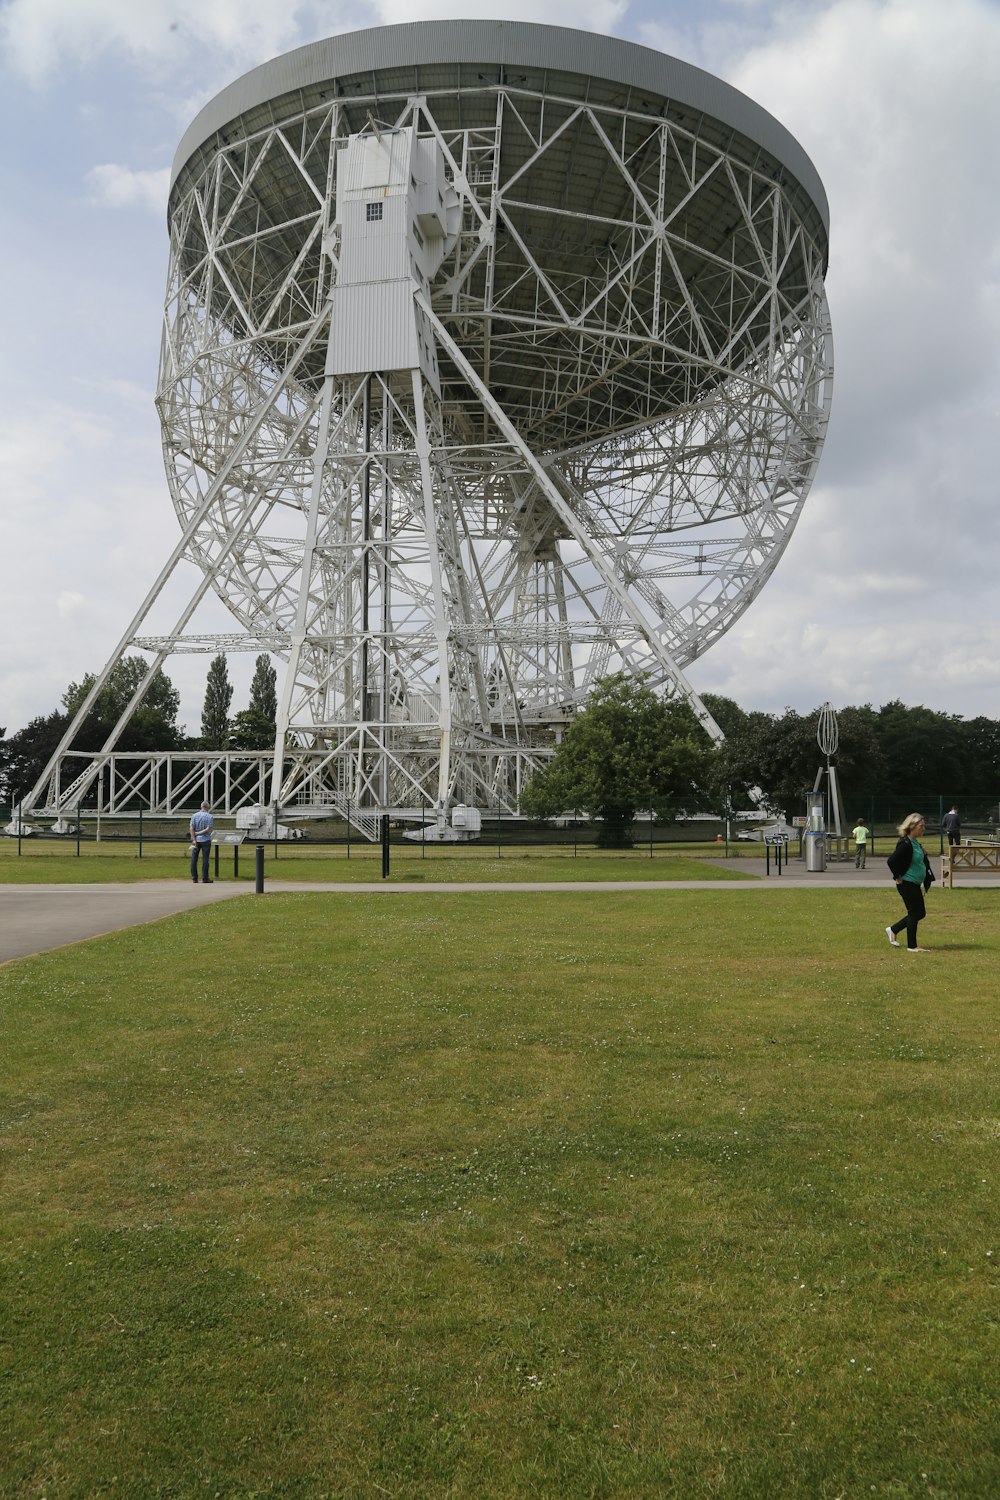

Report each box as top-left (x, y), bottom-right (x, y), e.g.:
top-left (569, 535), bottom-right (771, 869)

top-left (26, 22), bottom-right (832, 829)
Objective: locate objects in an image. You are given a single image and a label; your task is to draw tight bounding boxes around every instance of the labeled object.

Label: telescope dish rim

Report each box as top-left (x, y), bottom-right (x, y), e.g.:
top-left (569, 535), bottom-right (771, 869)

top-left (170, 18), bottom-right (828, 237)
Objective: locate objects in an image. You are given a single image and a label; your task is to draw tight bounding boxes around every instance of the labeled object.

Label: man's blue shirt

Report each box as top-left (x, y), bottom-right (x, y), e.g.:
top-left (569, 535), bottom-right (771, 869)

top-left (191, 811), bottom-right (213, 843)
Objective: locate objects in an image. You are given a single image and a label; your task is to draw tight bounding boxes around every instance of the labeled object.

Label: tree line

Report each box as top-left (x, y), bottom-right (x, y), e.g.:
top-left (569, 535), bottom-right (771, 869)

top-left (703, 694), bottom-right (1000, 811)
top-left (0, 654), bottom-right (277, 802)
top-left (3, 666), bottom-right (999, 818)
top-left (521, 682), bottom-right (1000, 844)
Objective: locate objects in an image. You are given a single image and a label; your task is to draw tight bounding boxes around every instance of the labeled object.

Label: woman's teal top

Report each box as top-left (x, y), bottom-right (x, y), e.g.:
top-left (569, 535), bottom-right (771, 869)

top-left (903, 839), bottom-right (926, 884)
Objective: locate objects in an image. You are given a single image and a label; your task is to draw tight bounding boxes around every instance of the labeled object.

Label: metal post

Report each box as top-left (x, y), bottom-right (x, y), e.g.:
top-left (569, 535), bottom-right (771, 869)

top-left (234, 842), bottom-right (239, 880)
top-left (346, 799), bottom-right (351, 860)
top-left (255, 842), bottom-right (265, 893)
top-left (573, 811), bottom-right (577, 859)
top-left (273, 801), bottom-right (279, 860)
top-left (498, 808), bottom-right (502, 860)
top-left (380, 385), bottom-right (391, 885)
top-left (649, 807), bottom-right (653, 859)
top-left (17, 796), bottom-right (22, 857)
top-left (138, 804), bottom-right (143, 859)
top-left (422, 800), bottom-right (426, 859)
top-left (214, 841), bottom-right (220, 879)
top-left (361, 374), bottom-right (372, 773)
top-left (76, 805), bottom-right (81, 857)
top-left (766, 842), bottom-right (770, 877)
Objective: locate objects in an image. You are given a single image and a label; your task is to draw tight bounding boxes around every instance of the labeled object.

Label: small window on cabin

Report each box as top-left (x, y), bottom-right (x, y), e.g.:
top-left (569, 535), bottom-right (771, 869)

top-left (366, 201), bottom-right (383, 222)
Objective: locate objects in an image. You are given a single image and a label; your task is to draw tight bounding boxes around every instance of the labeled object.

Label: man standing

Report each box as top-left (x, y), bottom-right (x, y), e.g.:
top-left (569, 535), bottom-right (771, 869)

top-left (852, 816), bottom-right (871, 869)
top-left (189, 801), bottom-right (214, 883)
top-left (942, 805), bottom-right (961, 847)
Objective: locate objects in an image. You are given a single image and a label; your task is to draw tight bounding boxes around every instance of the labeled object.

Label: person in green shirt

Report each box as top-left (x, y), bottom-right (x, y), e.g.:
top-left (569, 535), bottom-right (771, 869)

top-left (852, 818), bottom-right (870, 869)
top-left (885, 813), bottom-right (935, 952)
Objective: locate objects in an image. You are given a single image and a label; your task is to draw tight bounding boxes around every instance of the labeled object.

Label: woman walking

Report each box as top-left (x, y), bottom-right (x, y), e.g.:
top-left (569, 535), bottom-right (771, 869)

top-left (886, 813), bottom-right (935, 953)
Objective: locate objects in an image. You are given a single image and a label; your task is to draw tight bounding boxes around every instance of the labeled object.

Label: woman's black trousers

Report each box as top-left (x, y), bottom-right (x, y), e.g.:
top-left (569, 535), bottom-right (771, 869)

top-left (891, 880), bottom-right (926, 949)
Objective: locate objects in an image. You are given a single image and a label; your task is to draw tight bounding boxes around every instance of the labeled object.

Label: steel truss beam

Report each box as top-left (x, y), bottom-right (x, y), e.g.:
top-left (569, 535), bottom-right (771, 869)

top-left (24, 73), bottom-right (832, 836)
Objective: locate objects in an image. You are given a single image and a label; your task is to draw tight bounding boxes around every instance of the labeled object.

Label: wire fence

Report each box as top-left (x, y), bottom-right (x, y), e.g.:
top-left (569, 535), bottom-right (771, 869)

top-left (3, 795), bottom-right (998, 864)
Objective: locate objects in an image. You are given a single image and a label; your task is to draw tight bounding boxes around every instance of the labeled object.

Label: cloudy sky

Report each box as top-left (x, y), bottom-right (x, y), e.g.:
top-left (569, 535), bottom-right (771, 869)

top-left (1, 0), bottom-right (998, 738)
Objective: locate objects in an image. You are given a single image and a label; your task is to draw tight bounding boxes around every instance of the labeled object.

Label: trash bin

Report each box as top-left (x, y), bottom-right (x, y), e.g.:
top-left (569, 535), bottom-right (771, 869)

top-left (803, 791), bottom-right (826, 871)
top-left (804, 830), bottom-right (826, 872)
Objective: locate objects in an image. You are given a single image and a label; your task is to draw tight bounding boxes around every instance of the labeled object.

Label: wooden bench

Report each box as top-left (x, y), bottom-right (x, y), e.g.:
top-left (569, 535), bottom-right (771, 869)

top-left (940, 841), bottom-right (1000, 888)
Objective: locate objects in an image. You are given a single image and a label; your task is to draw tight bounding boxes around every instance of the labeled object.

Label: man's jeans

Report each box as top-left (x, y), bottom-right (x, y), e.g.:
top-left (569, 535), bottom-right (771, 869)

top-left (191, 840), bottom-right (211, 881)
top-left (855, 844), bottom-right (866, 868)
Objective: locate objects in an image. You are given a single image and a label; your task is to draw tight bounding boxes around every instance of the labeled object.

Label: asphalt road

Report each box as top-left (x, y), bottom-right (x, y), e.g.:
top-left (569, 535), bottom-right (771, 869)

top-left (0, 881), bottom-right (244, 966)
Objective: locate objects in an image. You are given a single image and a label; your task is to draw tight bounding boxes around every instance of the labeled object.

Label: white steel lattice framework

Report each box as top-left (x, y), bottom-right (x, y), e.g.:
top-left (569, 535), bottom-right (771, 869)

top-left (25, 23), bottom-right (833, 831)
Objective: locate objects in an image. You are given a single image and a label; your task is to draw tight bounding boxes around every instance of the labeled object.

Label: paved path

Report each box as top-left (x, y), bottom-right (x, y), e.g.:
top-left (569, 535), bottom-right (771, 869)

top-left (3, 860), bottom-right (997, 965)
top-left (0, 881), bottom-right (244, 966)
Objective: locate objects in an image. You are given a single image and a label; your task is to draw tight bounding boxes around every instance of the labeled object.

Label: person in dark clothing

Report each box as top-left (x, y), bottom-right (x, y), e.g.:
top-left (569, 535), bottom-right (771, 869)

top-left (942, 806), bottom-right (961, 846)
top-left (189, 801), bottom-right (214, 883)
top-left (885, 813), bottom-right (935, 952)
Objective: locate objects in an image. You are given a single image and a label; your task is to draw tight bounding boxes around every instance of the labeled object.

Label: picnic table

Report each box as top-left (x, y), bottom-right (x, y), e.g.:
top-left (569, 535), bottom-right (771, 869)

top-left (940, 841), bottom-right (1000, 888)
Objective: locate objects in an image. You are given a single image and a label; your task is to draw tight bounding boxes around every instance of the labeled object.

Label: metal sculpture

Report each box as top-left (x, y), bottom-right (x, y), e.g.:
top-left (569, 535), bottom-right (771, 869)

top-left (814, 700), bottom-right (843, 838)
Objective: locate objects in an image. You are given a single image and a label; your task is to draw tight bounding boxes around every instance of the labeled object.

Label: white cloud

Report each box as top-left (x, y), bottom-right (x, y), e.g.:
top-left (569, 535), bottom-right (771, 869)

top-left (371, 0), bottom-right (627, 27)
top-left (0, 0), bottom-right (316, 82)
top-left (86, 163), bottom-right (170, 214)
top-left (0, 0), bottom-right (632, 88)
top-left (56, 591), bottom-right (87, 618)
top-left (686, 0), bottom-right (1000, 716)
top-left (730, 1), bottom-right (1000, 433)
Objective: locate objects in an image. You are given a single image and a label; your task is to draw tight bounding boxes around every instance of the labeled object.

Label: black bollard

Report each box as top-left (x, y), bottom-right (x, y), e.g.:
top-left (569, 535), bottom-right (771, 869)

top-left (255, 842), bottom-right (265, 893)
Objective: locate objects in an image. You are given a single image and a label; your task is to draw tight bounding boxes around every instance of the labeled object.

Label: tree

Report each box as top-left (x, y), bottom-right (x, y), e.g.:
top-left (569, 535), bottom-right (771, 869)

top-left (63, 656), bottom-right (182, 752)
top-left (829, 704), bottom-right (883, 812)
top-left (959, 717), bottom-right (1000, 794)
top-left (2, 711), bottom-right (71, 802)
top-left (229, 655), bottom-right (278, 751)
top-left (701, 693), bottom-right (751, 740)
top-left (2, 658), bottom-right (182, 803)
top-left (712, 703), bottom-right (882, 817)
top-left (872, 701), bottom-right (967, 797)
top-left (703, 696), bottom-right (776, 809)
top-left (521, 674), bottom-right (716, 846)
top-left (201, 655), bottom-right (233, 746)
top-left (249, 654), bottom-right (277, 722)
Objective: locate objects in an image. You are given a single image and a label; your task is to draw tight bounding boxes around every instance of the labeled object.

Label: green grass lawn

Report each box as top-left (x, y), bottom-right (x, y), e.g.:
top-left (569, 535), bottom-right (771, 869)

top-left (1, 889), bottom-right (996, 1497)
top-left (0, 837), bottom-right (752, 883)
